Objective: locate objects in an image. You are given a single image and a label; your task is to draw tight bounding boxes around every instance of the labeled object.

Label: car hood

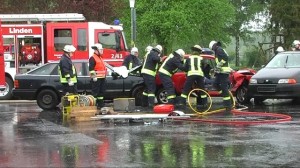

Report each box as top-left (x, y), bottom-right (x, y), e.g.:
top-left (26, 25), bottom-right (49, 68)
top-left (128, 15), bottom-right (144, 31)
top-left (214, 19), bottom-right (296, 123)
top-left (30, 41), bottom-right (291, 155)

top-left (252, 67), bottom-right (300, 84)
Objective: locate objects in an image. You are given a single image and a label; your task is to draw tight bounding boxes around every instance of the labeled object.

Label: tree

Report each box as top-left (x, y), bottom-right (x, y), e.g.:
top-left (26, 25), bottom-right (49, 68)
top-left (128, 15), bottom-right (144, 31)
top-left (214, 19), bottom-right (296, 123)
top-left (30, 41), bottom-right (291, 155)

top-left (268, 0), bottom-right (300, 49)
top-left (228, 0), bottom-right (266, 66)
top-left (117, 0), bottom-right (235, 55)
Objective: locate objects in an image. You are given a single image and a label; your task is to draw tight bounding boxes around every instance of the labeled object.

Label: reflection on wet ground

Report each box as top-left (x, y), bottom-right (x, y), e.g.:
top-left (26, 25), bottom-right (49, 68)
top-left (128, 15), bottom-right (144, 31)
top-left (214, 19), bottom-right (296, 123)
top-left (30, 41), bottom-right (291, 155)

top-left (0, 100), bottom-right (300, 167)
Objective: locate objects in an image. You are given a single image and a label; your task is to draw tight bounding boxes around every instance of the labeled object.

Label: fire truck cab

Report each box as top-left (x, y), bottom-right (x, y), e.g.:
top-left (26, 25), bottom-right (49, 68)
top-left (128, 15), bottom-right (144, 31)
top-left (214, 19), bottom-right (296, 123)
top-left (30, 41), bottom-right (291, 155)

top-left (0, 13), bottom-right (130, 100)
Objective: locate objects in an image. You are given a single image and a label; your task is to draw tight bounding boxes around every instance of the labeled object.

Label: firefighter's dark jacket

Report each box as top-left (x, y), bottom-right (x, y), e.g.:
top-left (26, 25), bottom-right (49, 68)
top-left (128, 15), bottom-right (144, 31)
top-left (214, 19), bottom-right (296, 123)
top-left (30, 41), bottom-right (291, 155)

top-left (215, 46), bottom-right (229, 67)
top-left (59, 54), bottom-right (77, 80)
top-left (159, 51), bottom-right (187, 76)
top-left (122, 54), bottom-right (142, 69)
top-left (141, 49), bottom-right (161, 76)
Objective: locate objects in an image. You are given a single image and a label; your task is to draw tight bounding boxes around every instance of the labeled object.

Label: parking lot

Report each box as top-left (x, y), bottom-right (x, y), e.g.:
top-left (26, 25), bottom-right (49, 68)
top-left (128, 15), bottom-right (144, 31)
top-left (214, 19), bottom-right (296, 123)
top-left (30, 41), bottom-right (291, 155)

top-left (0, 99), bottom-right (300, 167)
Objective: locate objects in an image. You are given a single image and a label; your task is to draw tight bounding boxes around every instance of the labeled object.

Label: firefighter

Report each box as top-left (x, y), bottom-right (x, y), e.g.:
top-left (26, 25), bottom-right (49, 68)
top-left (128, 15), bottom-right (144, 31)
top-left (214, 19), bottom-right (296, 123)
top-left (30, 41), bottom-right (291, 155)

top-left (122, 47), bottom-right (142, 70)
top-left (179, 45), bottom-right (207, 110)
top-left (141, 44), bottom-right (163, 108)
top-left (89, 43), bottom-right (107, 109)
top-left (158, 49), bottom-right (187, 105)
top-left (209, 41), bottom-right (232, 113)
top-left (58, 45), bottom-right (77, 95)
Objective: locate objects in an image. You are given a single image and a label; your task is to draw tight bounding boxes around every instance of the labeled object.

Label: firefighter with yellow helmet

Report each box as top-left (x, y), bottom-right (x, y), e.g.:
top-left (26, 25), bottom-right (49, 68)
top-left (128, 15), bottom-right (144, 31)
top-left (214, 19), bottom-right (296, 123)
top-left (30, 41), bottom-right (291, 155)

top-left (158, 49), bottom-right (187, 105)
top-left (58, 45), bottom-right (77, 95)
top-left (209, 41), bottom-right (232, 114)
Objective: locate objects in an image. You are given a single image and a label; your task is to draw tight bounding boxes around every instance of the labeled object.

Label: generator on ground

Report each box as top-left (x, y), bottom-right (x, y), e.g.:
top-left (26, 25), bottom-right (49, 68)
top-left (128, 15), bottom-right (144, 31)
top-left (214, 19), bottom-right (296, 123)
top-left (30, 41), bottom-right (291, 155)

top-left (61, 94), bottom-right (97, 121)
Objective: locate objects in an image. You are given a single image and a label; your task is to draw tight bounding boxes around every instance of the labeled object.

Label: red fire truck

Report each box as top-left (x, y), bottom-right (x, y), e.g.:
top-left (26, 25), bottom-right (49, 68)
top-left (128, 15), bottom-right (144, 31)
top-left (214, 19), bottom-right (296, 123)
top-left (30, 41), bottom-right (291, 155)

top-left (0, 19), bottom-right (5, 91)
top-left (0, 13), bottom-right (130, 100)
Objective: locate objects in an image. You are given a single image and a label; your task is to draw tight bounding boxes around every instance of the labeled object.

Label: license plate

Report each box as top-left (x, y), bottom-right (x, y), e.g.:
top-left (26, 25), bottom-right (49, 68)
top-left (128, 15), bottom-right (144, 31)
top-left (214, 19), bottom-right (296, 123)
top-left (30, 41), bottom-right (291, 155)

top-left (257, 87), bottom-right (275, 92)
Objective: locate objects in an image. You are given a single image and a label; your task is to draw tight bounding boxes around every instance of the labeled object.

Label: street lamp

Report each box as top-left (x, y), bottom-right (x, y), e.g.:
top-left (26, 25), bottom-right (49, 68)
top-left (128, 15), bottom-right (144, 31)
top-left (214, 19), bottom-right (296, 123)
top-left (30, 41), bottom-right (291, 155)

top-left (129, 0), bottom-right (136, 46)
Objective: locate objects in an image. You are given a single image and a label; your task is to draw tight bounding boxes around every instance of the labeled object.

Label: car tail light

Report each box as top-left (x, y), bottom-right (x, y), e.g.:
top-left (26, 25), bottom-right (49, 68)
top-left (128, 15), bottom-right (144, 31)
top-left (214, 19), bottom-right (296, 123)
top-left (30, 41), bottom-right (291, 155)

top-left (14, 80), bottom-right (19, 88)
top-left (278, 79), bottom-right (297, 84)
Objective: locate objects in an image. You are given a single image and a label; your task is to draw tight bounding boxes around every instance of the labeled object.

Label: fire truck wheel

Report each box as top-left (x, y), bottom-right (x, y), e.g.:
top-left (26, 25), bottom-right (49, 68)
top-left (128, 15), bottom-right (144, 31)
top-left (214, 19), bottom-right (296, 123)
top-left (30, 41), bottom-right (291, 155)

top-left (0, 77), bottom-right (13, 100)
top-left (132, 86), bottom-right (144, 106)
top-left (36, 89), bottom-right (59, 110)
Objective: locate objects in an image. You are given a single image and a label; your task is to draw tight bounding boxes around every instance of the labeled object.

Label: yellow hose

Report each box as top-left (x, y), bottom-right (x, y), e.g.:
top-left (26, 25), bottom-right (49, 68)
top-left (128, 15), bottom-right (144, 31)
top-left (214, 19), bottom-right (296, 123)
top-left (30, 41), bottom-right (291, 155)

top-left (187, 89), bottom-right (236, 116)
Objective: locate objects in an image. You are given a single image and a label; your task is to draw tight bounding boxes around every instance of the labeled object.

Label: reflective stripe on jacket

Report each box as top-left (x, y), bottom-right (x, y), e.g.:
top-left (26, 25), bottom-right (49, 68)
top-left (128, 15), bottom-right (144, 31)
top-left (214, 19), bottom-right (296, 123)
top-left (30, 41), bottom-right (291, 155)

top-left (215, 47), bottom-right (231, 73)
top-left (159, 51), bottom-right (186, 76)
top-left (141, 50), bottom-right (161, 77)
top-left (58, 54), bottom-right (77, 83)
top-left (187, 55), bottom-right (204, 76)
top-left (216, 57), bottom-right (231, 73)
top-left (159, 54), bottom-right (175, 76)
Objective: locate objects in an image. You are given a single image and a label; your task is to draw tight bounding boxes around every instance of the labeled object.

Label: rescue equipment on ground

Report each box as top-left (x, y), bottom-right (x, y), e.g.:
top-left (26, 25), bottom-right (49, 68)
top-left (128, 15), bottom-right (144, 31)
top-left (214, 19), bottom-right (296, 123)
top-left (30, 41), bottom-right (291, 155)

top-left (61, 94), bottom-right (97, 121)
top-left (113, 98), bottom-right (135, 112)
top-left (153, 104), bottom-right (174, 114)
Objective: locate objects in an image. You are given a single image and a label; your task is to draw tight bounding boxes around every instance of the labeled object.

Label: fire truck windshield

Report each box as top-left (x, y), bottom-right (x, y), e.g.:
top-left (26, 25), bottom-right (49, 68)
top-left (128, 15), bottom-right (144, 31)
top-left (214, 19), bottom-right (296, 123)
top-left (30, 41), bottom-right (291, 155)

top-left (98, 32), bottom-right (118, 50)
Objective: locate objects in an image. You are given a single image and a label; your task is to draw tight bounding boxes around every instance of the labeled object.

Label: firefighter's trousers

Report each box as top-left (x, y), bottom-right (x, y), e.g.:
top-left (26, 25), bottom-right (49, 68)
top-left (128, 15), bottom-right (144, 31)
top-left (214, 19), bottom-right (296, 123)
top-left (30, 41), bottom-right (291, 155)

top-left (142, 73), bottom-right (156, 107)
top-left (213, 73), bottom-right (231, 108)
top-left (158, 73), bottom-right (176, 104)
top-left (62, 83), bottom-right (78, 95)
top-left (181, 75), bottom-right (207, 106)
top-left (91, 78), bottom-right (106, 108)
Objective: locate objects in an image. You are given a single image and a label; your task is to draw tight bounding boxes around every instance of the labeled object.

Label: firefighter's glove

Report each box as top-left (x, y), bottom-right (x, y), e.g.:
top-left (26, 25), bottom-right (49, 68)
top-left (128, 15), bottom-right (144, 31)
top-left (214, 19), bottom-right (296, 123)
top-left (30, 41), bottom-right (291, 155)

top-left (92, 77), bottom-right (97, 82)
top-left (215, 62), bottom-right (223, 73)
top-left (216, 62), bottom-right (223, 69)
top-left (67, 79), bottom-right (74, 86)
top-left (90, 73), bottom-right (96, 78)
top-left (214, 67), bottom-right (222, 74)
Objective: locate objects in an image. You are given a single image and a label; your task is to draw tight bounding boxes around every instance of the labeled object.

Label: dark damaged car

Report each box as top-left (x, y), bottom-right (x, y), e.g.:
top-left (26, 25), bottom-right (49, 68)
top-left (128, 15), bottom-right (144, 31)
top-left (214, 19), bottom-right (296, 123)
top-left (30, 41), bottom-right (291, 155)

top-left (12, 60), bottom-right (145, 110)
top-left (247, 51), bottom-right (300, 103)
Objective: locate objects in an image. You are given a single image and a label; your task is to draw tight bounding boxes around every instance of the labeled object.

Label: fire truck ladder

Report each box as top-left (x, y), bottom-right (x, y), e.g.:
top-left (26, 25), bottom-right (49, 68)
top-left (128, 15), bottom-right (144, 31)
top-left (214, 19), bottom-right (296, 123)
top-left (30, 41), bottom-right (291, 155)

top-left (0, 13), bottom-right (86, 22)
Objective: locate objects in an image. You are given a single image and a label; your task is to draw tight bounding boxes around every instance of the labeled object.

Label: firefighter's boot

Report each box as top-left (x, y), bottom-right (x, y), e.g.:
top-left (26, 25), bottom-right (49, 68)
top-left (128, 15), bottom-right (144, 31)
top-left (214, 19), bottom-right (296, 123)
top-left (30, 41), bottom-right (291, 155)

top-left (175, 97), bottom-right (186, 111)
top-left (97, 99), bottom-right (104, 110)
top-left (148, 96), bottom-right (155, 109)
top-left (223, 99), bottom-right (232, 115)
top-left (197, 97), bottom-right (208, 111)
top-left (167, 98), bottom-right (175, 105)
top-left (177, 97), bottom-right (186, 106)
top-left (141, 94), bottom-right (148, 107)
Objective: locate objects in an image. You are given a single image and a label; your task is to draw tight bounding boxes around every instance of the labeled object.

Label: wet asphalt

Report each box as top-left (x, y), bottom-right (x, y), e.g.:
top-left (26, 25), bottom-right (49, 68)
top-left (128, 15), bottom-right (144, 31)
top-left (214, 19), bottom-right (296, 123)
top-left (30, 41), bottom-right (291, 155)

top-left (0, 99), bottom-right (300, 167)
